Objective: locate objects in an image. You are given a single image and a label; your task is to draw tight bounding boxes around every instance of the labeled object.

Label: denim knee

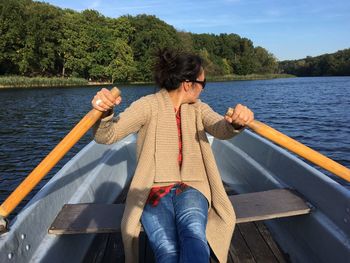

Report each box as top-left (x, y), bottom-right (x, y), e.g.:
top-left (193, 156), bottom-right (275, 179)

top-left (176, 207), bottom-right (208, 241)
top-left (180, 237), bottom-right (210, 263)
top-left (153, 240), bottom-right (179, 263)
top-left (180, 221), bottom-right (207, 241)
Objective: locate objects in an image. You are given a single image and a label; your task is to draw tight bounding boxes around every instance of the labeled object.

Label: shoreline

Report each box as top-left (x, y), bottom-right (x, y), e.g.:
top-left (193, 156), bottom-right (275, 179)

top-left (0, 74), bottom-right (296, 89)
top-left (0, 76), bottom-right (89, 89)
top-left (206, 73), bottom-right (295, 82)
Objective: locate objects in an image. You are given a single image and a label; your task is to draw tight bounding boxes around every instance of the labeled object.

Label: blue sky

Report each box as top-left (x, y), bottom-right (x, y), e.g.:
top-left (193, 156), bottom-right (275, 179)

top-left (39, 0), bottom-right (350, 61)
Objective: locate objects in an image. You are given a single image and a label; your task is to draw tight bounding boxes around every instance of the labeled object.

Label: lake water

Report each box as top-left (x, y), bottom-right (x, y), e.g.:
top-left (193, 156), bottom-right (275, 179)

top-left (0, 76), bottom-right (349, 216)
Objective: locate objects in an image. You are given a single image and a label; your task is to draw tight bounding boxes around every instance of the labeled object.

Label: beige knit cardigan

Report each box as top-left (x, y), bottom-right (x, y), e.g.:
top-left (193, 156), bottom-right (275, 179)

top-left (93, 89), bottom-right (242, 263)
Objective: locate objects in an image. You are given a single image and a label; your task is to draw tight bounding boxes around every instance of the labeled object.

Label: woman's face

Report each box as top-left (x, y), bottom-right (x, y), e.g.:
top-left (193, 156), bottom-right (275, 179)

top-left (188, 70), bottom-right (206, 103)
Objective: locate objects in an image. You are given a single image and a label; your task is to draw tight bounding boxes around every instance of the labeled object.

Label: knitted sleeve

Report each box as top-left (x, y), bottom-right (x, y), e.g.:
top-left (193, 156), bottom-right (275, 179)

top-left (93, 97), bottom-right (150, 144)
top-left (199, 101), bottom-right (244, 140)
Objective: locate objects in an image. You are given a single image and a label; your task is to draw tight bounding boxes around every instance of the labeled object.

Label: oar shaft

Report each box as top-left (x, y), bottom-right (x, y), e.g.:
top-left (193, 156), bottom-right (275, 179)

top-left (0, 88), bottom-right (120, 218)
top-left (247, 120), bottom-right (350, 183)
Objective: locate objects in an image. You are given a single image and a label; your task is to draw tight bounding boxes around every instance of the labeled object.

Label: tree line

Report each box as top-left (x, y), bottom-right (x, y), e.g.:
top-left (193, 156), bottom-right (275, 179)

top-left (279, 49), bottom-right (350, 76)
top-left (0, 0), bottom-right (280, 82)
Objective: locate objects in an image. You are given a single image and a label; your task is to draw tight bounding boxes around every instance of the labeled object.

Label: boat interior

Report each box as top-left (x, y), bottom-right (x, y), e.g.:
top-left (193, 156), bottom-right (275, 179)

top-left (1, 131), bottom-right (349, 263)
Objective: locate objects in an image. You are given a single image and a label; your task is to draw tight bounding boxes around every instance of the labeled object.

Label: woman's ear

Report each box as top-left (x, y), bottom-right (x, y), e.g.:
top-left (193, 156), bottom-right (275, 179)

top-left (182, 81), bottom-right (191, 92)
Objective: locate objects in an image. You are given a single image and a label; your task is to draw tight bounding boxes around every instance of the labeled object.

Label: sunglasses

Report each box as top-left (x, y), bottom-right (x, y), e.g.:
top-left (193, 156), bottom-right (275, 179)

top-left (185, 78), bottom-right (206, 89)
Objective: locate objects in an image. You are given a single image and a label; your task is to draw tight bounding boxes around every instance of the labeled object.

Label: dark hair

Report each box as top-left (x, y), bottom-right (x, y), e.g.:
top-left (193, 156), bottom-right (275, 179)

top-left (154, 48), bottom-right (203, 91)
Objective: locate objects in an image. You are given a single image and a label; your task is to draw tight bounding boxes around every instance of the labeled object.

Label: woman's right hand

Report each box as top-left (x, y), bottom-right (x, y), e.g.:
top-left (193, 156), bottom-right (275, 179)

top-left (92, 88), bottom-right (122, 112)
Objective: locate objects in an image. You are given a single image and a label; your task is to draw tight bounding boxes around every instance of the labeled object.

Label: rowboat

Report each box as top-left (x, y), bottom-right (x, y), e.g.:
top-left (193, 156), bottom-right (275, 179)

top-left (0, 87), bottom-right (349, 262)
top-left (0, 129), bottom-right (349, 262)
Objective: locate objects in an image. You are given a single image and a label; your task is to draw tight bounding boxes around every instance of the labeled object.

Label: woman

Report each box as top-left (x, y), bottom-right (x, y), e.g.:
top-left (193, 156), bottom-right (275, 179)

top-left (92, 49), bottom-right (254, 263)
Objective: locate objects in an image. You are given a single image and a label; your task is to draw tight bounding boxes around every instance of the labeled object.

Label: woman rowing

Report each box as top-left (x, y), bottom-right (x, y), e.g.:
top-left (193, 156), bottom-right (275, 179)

top-left (92, 48), bottom-right (254, 263)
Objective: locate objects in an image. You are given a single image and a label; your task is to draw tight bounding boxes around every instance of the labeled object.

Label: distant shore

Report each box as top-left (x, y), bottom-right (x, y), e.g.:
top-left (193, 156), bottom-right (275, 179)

top-left (0, 74), bottom-right (295, 89)
top-left (206, 73), bottom-right (295, 81)
top-left (0, 76), bottom-right (89, 89)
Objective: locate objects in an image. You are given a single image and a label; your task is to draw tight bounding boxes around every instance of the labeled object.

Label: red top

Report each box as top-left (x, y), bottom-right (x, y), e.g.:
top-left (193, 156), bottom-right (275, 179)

top-left (175, 107), bottom-right (183, 166)
top-left (146, 107), bottom-right (189, 206)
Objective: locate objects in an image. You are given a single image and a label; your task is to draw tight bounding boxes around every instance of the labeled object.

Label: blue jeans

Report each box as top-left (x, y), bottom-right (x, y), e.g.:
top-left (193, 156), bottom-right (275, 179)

top-left (141, 186), bottom-right (210, 263)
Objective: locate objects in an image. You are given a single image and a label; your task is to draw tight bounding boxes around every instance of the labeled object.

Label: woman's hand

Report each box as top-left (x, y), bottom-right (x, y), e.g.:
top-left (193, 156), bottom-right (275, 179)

top-left (225, 104), bottom-right (254, 127)
top-left (92, 88), bottom-right (122, 112)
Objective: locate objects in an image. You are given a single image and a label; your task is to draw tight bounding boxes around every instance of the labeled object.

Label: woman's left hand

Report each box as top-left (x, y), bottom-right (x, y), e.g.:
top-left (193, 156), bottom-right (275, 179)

top-left (225, 104), bottom-right (254, 127)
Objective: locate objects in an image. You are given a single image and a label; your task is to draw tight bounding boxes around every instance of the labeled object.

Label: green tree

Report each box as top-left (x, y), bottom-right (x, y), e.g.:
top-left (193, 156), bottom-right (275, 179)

top-left (60, 10), bottom-right (92, 78)
top-left (0, 0), bottom-right (28, 74)
top-left (1, 1), bottom-right (297, 80)
top-left (107, 39), bottom-right (136, 82)
top-left (279, 49), bottom-right (350, 76)
top-left (254, 47), bottom-right (278, 74)
top-left (18, 1), bottom-right (63, 75)
top-left (177, 31), bottom-right (194, 52)
top-left (198, 48), bottom-right (215, 75)
top-left (108, 16), bottom-right (135, 43)
top-left (235, 38), bottom-right (256, 75)
top-left (128, 15), bottom-right (181, 81)
top-left (221, 58), bottom-right (232, 75)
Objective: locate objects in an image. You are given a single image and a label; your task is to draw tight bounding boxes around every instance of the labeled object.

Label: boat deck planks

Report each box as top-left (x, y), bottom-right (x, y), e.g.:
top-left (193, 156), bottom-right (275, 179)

top-left (228, 224), bottom-right (256, 263)
top-left (254, 221), bottom-right (288, 263)
top-left (83, 222), bottom-right (288, 263)
top-left (235, 222), bottom-right (281, 263)
top-left (228, 222), bottom-right (288, 263)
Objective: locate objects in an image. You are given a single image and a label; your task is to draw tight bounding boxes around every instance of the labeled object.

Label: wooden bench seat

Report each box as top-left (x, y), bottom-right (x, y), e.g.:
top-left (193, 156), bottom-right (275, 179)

top-left (49, 189), bottom-right (310, 235)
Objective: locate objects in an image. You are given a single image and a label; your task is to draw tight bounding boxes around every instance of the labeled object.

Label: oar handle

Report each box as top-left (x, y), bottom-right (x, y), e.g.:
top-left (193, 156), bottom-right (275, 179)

top-left (0, 87), bottom-right (121, 220)
top-left (226, 108), bottom-right (350, 182)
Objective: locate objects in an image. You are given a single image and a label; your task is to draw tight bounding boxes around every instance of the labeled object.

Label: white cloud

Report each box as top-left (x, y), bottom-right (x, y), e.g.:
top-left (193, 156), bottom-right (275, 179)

top-left (88, 0), bottom-right (102, 9)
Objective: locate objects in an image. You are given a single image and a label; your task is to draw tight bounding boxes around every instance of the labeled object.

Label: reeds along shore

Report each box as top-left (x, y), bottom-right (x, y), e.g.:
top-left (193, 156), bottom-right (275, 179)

top-left (206, 73), bottom-right (295, 81)
top-left (0, 76), bottom-right (88, 88)
top-left (0, 74), bottom-right (295, 88)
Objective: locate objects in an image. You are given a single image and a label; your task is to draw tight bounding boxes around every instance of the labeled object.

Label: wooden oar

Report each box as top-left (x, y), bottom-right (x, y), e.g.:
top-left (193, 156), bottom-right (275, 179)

top-left (226, 108), bottom-right (350, 183)
top-left (0, 87), bottom-right (121, 221)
